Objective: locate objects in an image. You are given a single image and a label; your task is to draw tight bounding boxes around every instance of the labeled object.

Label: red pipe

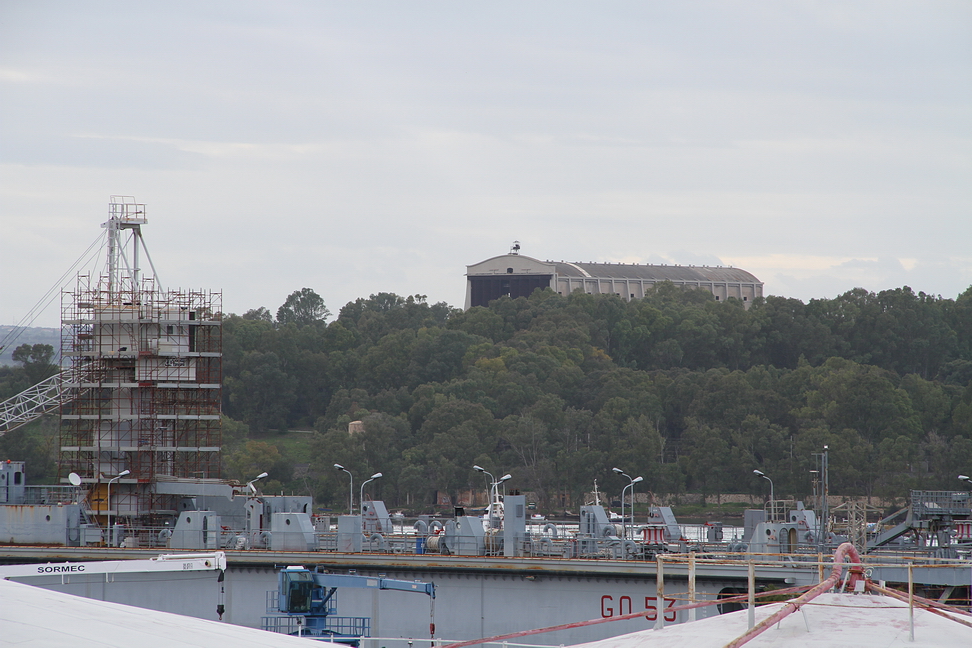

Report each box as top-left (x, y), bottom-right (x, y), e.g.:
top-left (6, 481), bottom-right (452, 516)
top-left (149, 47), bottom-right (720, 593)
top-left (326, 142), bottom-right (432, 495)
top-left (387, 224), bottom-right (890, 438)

top-left (866, 581), bottom-right (972, 630)
top-left (867, 580), bottom-right (972, 618)
top-left (440, 584), bottom-right (814, 648)
top-left (723, 542), bottom-right (864, 648)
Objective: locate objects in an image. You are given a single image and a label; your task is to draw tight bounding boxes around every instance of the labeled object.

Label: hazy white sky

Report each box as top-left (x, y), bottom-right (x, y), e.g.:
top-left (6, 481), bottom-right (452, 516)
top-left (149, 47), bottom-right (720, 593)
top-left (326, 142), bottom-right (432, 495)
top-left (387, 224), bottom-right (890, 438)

top-left (2, 1), bottom-right (970, 328)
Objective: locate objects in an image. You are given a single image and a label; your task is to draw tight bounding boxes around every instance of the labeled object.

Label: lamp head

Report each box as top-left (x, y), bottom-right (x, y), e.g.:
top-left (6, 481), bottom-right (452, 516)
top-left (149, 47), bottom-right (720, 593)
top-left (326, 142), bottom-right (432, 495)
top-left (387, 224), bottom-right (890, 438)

top-left (960, 475), bottom-right (971, 482)
top-left (632, 476), bottom-right (644, 484)
top-left (753, 469), bottom-right (764, 477)
top-left (371, 472), bottom-right (383, 479)
top-left (255, 472), bottom-right (268, 480)
top-left (499, 474), bottom-right (512, 483)
top-left (473, 465), bottom-right (485, 473)
top-left (118, 470), bottom-right (130, 477)
top-left (612, 467), bottom-right (624, 475)
top-left (334, 463), bottom-right (344, 470)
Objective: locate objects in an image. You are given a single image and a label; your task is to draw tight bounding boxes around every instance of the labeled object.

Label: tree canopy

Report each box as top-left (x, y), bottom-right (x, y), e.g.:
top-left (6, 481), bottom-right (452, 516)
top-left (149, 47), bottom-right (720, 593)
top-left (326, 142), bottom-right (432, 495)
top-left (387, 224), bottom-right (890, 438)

top-left (12, 343), bottom-right (57, 385)
top-left (218, 283), bottom-right (972, 512)
top-left (276, 288), bottom-right (330, 327)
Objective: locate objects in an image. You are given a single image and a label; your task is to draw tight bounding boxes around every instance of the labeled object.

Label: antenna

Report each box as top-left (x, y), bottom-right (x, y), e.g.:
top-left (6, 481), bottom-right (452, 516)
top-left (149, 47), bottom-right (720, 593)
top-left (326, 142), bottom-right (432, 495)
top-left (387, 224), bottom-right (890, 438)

top-left (510, 241), bottom-right (521, 255)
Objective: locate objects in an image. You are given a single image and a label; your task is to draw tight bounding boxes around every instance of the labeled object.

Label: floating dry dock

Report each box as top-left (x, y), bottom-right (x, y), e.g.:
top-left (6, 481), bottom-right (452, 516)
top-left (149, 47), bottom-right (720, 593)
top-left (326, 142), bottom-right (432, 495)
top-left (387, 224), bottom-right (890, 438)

top-left (2, 542), bottom-right (970, 646)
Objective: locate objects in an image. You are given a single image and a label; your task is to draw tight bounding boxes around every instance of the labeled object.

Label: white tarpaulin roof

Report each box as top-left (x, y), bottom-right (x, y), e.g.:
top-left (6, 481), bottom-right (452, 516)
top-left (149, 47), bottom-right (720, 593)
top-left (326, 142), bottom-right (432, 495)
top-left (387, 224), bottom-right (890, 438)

top-left (571, 593), bottom-right (972, 648)
top-left (0, 577), bottom-right (316, 647)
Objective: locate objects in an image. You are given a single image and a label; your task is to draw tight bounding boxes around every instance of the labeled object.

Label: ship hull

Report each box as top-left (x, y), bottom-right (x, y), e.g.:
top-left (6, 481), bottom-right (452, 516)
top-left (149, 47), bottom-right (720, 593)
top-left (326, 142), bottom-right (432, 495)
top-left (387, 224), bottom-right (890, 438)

top-left (1, 547), bottom-right (819, 645)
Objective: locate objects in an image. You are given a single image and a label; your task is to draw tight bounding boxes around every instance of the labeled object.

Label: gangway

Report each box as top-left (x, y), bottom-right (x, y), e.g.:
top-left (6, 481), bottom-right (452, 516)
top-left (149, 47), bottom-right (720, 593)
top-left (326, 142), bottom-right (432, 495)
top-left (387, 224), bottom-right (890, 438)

top-left (866, 490), bottom-right (972, 552)
top-left (867, 506), bottom-right (913, 549)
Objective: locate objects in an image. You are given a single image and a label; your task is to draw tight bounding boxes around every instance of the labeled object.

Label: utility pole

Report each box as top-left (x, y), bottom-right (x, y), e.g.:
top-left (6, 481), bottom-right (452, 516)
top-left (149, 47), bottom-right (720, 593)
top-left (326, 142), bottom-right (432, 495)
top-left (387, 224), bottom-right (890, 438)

top-left (813, 446), bottom-right (830, 552)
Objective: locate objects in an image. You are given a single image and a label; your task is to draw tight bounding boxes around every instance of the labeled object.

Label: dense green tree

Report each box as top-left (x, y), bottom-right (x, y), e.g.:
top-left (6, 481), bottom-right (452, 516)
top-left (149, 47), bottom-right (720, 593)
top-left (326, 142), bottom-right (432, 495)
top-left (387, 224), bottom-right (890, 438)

top-left (225, 351), bottom-right (297, 433)
top-left (224, 439), bottom-right (291, 493)
top-left (242, 307), bottom-right (274, 322)
top-left (0, 416), bottom-right (59, 484)
top-left (277, 288), bottom-right (330, 326)
top-left (0, 364), bottom-right (30, 400)
top-left (12, 343), bottom-right (58, 385)
top-left (214, 283), bottom-right (972, 510)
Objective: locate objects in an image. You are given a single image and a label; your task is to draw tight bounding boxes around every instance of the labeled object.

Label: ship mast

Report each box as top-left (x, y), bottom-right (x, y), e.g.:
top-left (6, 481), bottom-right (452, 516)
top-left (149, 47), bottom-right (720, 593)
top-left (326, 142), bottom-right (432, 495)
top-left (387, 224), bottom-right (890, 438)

top-left (102, 196), bottom-right (160, 298)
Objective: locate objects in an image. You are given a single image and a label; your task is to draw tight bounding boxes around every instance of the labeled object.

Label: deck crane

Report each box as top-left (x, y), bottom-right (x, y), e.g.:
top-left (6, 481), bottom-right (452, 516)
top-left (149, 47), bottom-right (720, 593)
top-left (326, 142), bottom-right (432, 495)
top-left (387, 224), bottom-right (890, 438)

top-left (263, 565), bottom-right (436, 644)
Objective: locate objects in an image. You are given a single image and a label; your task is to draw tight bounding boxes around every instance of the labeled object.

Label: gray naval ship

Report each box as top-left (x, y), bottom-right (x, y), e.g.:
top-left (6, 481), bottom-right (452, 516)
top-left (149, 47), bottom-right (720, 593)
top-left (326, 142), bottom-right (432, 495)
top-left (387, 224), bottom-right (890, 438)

top-left (0, 200), bottom-right (969, 644)
top-left (1, 459), bottom-right (971, 646)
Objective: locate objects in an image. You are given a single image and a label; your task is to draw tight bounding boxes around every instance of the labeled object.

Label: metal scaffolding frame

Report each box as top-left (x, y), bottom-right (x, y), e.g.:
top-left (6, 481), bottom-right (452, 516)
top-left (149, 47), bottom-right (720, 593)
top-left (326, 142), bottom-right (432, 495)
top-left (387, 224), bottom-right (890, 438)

top-left (58, 198), bottom-right (222, 525)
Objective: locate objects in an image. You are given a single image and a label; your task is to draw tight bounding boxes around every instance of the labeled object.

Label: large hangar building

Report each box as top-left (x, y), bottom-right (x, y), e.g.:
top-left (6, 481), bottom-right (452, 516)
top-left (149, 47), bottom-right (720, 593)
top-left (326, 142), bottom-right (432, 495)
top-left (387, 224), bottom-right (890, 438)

top-left (465, 251), bottom-right (763, 310)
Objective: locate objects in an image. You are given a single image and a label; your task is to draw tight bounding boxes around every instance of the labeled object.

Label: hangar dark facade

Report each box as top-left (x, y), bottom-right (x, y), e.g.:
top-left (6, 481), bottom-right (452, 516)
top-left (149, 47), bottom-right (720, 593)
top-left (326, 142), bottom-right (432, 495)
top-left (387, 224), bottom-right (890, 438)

top-left (465, 253), bottom-right (763, 309)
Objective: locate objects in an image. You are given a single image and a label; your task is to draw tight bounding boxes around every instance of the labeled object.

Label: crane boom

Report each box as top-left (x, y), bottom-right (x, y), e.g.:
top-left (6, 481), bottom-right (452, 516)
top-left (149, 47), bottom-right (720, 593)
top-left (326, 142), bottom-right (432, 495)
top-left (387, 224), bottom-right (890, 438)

top-left (0, 552), bottom-right (227, 579)
top-left (0, 363), bottom-right (99, 436)
top-left (0, 369), bottom-right (69, 436)
top-left (295, 571), bottom-right (435, 598)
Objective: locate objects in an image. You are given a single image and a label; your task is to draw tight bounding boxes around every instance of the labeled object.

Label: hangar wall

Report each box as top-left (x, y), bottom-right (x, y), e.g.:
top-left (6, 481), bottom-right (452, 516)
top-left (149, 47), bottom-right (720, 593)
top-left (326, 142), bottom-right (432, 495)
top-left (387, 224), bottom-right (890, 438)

top-left (466, 253), bottom-right (763, 310)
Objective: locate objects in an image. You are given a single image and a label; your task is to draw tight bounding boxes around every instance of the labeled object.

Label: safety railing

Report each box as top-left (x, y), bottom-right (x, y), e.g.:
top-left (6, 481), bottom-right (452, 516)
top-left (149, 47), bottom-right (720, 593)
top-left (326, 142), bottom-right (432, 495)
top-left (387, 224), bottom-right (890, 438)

top-left (261, 614), bottom-right (370, 637)
top-left (20, 485), bottom-right (79, 505)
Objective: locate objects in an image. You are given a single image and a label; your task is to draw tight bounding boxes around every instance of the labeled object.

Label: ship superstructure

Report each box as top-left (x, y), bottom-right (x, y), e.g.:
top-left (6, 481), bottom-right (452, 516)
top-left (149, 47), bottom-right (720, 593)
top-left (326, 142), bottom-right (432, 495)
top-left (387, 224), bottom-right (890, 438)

top-left (57, 197), bottom-right (222, 536)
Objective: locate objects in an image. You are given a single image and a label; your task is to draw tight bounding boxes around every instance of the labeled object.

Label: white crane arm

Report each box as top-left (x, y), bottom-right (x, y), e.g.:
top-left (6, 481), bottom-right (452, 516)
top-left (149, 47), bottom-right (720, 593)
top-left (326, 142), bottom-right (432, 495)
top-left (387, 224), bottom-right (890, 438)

top-left (0, 551), bottom-right (227, 579)
top-left (0, 364), bottom-right (93, 436)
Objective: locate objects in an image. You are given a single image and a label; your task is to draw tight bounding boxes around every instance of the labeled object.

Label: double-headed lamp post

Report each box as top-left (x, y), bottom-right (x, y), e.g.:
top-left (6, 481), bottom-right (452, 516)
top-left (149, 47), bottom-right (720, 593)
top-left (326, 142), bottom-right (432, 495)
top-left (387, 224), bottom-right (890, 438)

top-left (473, 464), bottom-right (495, 487)
top-left (334, 464), bottom-right (353, 513)
top-left (753, 469), bottom-right (775, 521)
top-left (489, 474), bottom-right (512, 529)
top-left (473, 464), bottom-right (496, 514)
top-left (473, 465), bottom-right (511, 527)
top-left (612, 468), bottom-right (643, 539)
top-left (492, 473), bottom-right (512, 500)
top-left (360, 472), bottom-right (383, 511)
top-left (107, 469), bottom-right (130, 547)
top-left (246, 471), bottom-right (269, 495)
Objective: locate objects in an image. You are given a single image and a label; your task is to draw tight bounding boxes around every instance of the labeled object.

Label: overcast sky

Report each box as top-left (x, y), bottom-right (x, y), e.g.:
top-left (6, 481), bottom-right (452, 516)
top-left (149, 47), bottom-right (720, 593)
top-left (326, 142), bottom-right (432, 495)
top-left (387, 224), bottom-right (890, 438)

top-left (2, 1), bottom-right (969, 329)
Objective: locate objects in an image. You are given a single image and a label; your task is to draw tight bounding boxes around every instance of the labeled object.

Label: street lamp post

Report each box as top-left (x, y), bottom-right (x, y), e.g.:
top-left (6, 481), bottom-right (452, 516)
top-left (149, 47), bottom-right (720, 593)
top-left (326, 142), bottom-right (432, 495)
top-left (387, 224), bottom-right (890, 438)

top-left (613, 468), bottom-right (643, 539)
top-left (360, 472), bottom-right (383, 512)
top-left (492, 473), bottom-right (512, 500)
top-left (753, 469), bottom-right (775, 521)
top-left (489, 474), bottom-right (512, 528)
top-left (334, 464), bottom-right (353, 513)
top-left (246, 471), bottom-right (269, 495)
top-left (106, 469), bottom-right (130, 547)
top-left (474, 465), bottom-right (510, 528)
top-left (473, 465), bottom-right (495, 489)
top-left (473, 465), bottom-right (495, 521)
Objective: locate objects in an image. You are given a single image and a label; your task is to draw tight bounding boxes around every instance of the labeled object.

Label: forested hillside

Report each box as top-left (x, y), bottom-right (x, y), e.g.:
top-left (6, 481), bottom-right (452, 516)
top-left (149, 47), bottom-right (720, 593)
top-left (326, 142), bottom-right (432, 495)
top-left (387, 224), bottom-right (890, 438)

top-left (2, 284), bottom-right (969, 511)
top-left (218, 284), bottom-right (972, 511)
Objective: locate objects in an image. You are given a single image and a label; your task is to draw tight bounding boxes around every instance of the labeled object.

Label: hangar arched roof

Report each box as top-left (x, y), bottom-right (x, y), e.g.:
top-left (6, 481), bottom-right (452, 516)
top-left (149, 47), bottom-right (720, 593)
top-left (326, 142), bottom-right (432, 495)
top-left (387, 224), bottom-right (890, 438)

top-left (553, 260), bottom-right (761, 284)
top-left (467, 254), bottom-right (761, 284)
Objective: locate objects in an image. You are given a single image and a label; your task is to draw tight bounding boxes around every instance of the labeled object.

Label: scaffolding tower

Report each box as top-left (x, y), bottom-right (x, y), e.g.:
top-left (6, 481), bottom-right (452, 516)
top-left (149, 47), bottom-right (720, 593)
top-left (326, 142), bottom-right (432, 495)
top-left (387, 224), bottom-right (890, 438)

top-left (58, 197), bottom-right (222, 525)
